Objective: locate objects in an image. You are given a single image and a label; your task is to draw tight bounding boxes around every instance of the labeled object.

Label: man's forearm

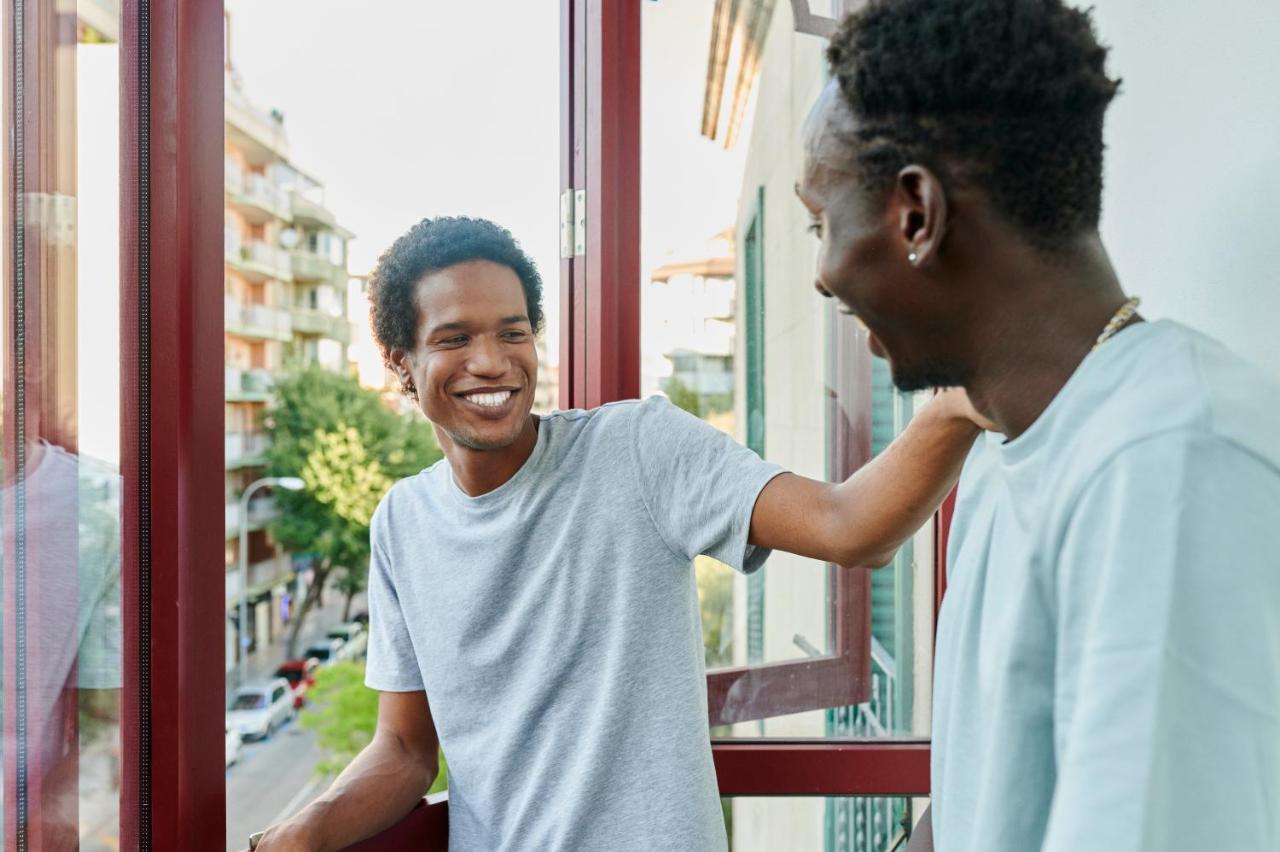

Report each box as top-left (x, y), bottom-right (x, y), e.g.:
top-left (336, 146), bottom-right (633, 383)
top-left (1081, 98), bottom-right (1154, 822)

top-left (261, 732), bottom-right (436, 852)
top-left (833, 391), bottom-right (979, 566)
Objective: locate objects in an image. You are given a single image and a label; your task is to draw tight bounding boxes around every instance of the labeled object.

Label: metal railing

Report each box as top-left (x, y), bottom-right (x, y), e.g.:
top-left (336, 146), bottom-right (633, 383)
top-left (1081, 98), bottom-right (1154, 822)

top-left (224, 495), bottom-right (279, 535)
top-left (225, 297), bottom-right (293, 340)
top-left (290, 306), bottom-right (351, 343)
top-left (224, 431), bottom-right (270, 462)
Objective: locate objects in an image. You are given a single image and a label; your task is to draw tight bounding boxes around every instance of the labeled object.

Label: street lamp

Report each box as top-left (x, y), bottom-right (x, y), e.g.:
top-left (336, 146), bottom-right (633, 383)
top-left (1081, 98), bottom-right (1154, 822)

top-left (238, 475), bottom-right (304, 688)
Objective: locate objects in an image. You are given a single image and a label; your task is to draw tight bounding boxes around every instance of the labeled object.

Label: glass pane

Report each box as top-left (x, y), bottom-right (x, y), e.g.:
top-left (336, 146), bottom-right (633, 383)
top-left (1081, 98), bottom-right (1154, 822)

top-left (220, 3), bottom-right (558, 845)
top-left (729, 796), bottom-right (929, 852)
top-left (1, 0), bottom-right (124, 846)
top-left (642, 1), bottom-right (933, 738)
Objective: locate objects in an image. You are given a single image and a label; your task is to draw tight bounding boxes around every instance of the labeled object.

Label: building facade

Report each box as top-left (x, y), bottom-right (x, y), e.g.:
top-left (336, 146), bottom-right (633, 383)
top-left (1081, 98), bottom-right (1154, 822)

top-left (222, 42), bottom-right (355, 673)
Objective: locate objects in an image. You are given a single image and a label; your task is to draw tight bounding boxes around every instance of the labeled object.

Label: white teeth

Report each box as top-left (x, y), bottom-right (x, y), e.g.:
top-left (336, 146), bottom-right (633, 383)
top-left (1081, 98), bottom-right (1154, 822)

top-left (466, 391), bottom-right (512, 408)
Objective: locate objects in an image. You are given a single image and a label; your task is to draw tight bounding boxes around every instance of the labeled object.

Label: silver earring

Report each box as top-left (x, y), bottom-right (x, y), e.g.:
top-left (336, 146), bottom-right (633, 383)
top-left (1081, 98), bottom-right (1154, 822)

top-left (908, 251), bottom-right (919, 265)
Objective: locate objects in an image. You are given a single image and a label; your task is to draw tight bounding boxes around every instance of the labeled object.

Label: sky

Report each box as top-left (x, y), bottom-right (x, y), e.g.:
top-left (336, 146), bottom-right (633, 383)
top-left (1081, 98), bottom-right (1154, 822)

top-left (224, 0), bottom-right (563, 335)
top-left (223, 1), bottom-right (754, 369)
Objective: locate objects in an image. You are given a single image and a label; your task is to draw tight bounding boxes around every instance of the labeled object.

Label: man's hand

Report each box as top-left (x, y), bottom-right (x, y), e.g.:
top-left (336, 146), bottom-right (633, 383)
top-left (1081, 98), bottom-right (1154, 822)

top-left (934, 386), bottom-right (998, 432)
top-left (245, 819), bottom-right (319, 852)
top-left (749, 389), bottom-right (981, 567)
top-left (243, 691), bottom-right (438, 852)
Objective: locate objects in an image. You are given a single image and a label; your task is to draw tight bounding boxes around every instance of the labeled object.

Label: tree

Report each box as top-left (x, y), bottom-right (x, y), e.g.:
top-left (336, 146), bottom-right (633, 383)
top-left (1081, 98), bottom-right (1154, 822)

top-left (662, 375), bottom-right (732, 419)
top-left (263, 364), bottom-right (441, 657)
top-left (301, 661), bottom-right (448, 793)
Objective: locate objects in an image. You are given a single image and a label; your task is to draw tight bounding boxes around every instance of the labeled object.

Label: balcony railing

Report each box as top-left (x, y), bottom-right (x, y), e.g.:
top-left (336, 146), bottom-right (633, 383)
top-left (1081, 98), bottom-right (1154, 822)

top-left (225, 297), bottom-right (293, 341)
top-left (290, 191), bottom-right (338, 229)
top-left (840, 637), bottom-right (905, 852)
top-left (291, 306), bottom-right (351, 344)
top-left (224, 431), bottom-right (270, 466)
top-left (224, 495), bottom-right (280, 536)
top-left (291, 248), bottom-right (345, 285)
top-left (227, 241), bottom-right (294, 282)
top-left (224, 366), bottom-right (276, 402)
top-left (227, 173), bottom-right (292, 221)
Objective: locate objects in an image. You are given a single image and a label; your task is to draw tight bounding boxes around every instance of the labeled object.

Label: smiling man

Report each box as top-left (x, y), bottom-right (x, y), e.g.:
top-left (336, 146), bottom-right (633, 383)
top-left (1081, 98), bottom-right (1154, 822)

top-left (252, 216), bottom-right (986, 852)
top-left (797, 1), bottom-right (1280, 850)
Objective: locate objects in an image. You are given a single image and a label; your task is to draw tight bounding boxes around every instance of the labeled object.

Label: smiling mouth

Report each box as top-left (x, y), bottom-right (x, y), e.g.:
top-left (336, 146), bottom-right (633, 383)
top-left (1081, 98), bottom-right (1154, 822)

top-left (455, 388), bottom-right (522, 411)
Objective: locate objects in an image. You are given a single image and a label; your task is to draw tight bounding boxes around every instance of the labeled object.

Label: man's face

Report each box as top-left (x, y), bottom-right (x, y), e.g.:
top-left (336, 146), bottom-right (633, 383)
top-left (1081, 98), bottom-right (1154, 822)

top-left (396, 260), bottom-right (538, 450)
top-left (796, 82), bottom-right (967, 391)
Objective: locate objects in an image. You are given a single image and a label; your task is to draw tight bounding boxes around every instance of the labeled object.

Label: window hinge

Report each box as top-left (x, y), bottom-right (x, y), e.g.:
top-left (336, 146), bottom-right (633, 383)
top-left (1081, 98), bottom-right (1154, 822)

top-left (574, 189), bottom-right (586, 257)
top-left (559, 189), bottom-right (575, 259)
top-left (560, 188), bottom-right (587, 259)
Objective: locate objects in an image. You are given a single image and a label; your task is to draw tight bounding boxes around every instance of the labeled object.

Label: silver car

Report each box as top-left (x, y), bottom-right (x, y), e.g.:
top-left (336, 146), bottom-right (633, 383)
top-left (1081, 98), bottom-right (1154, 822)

top-left (326, 623), bottom-right (368, 660)
top-left (226, 677), bottom-right (295, 741)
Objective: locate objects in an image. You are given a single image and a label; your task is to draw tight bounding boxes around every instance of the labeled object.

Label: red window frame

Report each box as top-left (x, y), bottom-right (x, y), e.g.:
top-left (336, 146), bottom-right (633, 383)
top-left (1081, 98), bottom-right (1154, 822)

top-left (119, 0), bottom-right (228, 845)
top-left (10, 1), bottom-right (954, 848)
top-left (563, 0), bottom-right (948, 799)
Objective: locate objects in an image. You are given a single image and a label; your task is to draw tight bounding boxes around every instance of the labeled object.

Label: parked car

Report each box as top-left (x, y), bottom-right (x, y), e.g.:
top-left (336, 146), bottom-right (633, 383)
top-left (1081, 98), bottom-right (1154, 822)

top-left (226, 677), bottom-right (295, 741)
top-left (302, 637), bottom-right (345, 666)
top-left (274, 658), bottom-right (320, 709)
top-left (326, 622), bottom-right (368, 660)
top-left (225, 724), bottom-right (242, 768)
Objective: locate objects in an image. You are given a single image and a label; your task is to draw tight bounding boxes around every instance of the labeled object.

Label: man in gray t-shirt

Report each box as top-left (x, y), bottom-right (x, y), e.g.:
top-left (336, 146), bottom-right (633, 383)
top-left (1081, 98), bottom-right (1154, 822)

top-left (253, 217), bottom-right (985, 852)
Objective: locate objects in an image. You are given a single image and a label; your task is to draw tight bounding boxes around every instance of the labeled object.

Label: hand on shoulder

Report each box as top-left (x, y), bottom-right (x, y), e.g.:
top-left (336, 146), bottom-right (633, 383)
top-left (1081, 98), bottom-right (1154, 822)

top-left (934, 387), bottom-right (998, 433)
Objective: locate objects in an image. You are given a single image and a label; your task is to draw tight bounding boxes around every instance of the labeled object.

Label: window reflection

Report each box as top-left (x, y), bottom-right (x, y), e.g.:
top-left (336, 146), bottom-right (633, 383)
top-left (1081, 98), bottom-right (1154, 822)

top-left (640, 0), bottom-right (935, 754)
top-left (1, 2), bottom-right (124, 847)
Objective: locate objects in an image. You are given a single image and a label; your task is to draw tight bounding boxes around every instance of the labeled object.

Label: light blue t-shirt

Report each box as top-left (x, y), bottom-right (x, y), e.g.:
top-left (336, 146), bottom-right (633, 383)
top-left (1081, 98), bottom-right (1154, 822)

top-left (934, 320), bottom-right (1280, 851)
top-left (365, 397), bottom-right (783, 851)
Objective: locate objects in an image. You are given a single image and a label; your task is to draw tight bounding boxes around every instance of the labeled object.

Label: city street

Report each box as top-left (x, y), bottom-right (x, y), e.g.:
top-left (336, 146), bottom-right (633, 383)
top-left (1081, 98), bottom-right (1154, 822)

top-left (226, 721), bottom-right (328, 851)
top-left (225, 589), bottom-right (365, 850)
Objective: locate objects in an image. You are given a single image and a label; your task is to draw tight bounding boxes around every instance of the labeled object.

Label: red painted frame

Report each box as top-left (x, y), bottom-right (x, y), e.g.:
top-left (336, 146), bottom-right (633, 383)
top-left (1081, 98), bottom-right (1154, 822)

top-left (120, 0), bottom-right (226, 847)
top-left (91, 1), bottom-right (952, 846)
top-left (3, 1), bottom-right (83, 844)
top-left (560, 0), bottom-right (640, 410)
top-left (568, 0), bottom-right (946, 798)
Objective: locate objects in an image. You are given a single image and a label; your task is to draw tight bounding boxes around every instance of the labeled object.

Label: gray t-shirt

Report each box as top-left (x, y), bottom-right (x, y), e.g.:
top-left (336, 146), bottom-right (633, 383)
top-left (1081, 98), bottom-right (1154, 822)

top-left (365, 397), bottom-right (783, 851)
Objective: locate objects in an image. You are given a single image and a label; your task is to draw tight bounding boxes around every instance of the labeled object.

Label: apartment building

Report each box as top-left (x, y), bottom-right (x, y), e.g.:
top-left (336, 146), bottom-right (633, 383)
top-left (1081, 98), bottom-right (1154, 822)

top-left (222, 56), bottom-right (354, 672)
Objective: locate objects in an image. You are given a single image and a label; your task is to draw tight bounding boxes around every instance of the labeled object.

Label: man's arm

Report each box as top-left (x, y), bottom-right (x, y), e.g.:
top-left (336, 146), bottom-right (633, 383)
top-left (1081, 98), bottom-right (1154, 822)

top-left (748, 388), bottom-right (984, 568)
top-left (253, 690), bottom-right (439, 852)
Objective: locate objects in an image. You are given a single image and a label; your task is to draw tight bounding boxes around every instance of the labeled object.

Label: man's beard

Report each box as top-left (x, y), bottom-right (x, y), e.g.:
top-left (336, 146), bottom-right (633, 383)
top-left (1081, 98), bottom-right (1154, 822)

top-left (890, 359), bottom-right (971, 393)
top-left (446, 419), bottom-right (527, 452)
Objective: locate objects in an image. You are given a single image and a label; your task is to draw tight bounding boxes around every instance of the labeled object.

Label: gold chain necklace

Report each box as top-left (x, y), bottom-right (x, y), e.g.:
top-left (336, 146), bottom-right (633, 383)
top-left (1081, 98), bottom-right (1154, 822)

top-left (1092, 296), bottom-right (1141, 352)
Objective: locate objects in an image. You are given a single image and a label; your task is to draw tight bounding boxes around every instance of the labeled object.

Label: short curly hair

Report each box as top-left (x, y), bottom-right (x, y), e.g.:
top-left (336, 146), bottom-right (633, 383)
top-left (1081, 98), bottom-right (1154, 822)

top-left (827, 0), bottom-right (1121, 249)
top-left (368, 216), bottom-right (544, 398)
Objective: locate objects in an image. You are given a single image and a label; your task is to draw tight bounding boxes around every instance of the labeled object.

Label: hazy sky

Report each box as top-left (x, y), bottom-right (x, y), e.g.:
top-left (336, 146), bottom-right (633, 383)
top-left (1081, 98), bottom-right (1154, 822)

top-left (223, 1), bottom-right (754, 368)
top-left (224, 0), bottom-right (562, 320)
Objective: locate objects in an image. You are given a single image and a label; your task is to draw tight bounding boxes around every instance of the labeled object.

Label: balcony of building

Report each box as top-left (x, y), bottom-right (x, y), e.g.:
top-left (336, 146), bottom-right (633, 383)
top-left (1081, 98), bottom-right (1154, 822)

top-left (226, 240), bottom-right (295, 284)
top-left (289, 190), bottom-right (340, 231)
top-left (290, 247), bottom-right (347, 287)
top-left (225, 296), bottom-right (293, 342)
top-left (289, 306), bottom-right (352, 345)
top-left (224, 365), bottom-right (276, 404)
top-left (225, 161), bottom-right (292, 223)
top-left (225, 75), bottom-right (289, 166)
top-left (224, 494), bottom-right (280, 539)
top-left (224, 430), bottom-right (271, 470)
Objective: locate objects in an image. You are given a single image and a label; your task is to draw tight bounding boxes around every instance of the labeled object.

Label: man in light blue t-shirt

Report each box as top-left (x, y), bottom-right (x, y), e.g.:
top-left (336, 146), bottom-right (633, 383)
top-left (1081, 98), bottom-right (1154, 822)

top-left (800, 1), bottom-right (1280, 850)
top-left (252, 217), bottom-right (988, 851)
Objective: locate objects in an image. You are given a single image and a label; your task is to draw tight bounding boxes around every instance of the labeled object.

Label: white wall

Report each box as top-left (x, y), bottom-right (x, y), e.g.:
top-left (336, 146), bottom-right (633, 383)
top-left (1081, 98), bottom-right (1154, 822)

top-left (1092, 0), bottom-right (1280, 377)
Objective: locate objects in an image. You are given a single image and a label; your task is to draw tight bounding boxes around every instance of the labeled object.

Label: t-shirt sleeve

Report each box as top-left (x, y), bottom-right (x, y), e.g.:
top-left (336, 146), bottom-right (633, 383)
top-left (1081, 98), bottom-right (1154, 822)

top-left (364, 518), bottom-right (426, 693)
top-left (630, 396), bottom-right (785, 573)
top-left (1042, 431), bottom-right (1280, 852)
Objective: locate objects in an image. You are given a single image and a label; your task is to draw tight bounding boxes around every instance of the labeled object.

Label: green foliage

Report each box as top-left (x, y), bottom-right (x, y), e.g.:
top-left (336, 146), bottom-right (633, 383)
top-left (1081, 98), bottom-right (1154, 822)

top-left (695, 556), bottom-right (735, 669)
top-left (264, 363), bottom-right (441, 584)
top-left (302, 662), bottom-right (448, 794)
top-left (663, 376), bottom-right (732, 419)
